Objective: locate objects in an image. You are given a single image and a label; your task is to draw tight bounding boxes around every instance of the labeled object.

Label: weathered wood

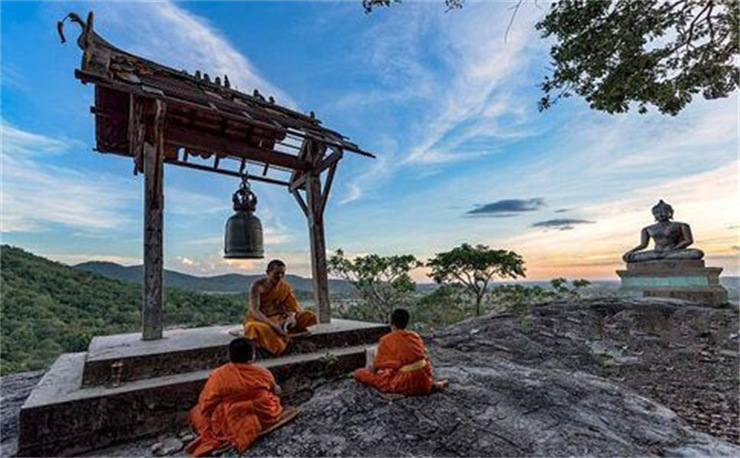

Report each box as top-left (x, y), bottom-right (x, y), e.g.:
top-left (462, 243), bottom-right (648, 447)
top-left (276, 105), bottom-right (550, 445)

top-left (165, 125), bottom-right (310, 172)
top-left (321, 161), bottom-right (338, 216)
top-left (306, 172), bottom-right (330, 323)
top-left (289, 173), bottom-right (308, 193)
top-left (167, 159), bottom-right (290, 187)
top-left (142, 139), bottom-right (164, 340)
top-left (292, 189), bottom-right (309, 218)
top-left (317, 149), bottom-right (343, 173)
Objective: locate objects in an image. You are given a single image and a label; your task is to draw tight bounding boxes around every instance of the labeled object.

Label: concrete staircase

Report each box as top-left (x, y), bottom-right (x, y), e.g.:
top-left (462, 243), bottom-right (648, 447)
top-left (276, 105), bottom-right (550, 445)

top-left (17, 319), bottom-right (388, 456)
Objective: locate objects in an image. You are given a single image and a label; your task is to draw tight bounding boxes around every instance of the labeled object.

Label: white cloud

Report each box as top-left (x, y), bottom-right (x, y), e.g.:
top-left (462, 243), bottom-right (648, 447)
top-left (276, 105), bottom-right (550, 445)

top-left (1, 122), bottom-right (77, 156)
top-left (1, 121), bottom-right (137, 233)
top-left (93, 1), bottom-right (294, 107)
top-left (338, 2), bottom-right (546, 201)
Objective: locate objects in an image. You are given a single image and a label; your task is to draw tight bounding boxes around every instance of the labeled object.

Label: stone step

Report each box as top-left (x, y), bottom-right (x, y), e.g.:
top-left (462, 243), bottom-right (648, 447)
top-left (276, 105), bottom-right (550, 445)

top-left (82, 318), bottom-right (388, 387)
top-left (19, 344), bottom-right (373, 457)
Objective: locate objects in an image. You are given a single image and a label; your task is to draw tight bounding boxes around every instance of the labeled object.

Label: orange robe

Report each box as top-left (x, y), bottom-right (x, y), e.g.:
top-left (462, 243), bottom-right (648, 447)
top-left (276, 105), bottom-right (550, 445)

top-left (354, 329), bottom-right (434, 395)
top-left (186, 362), bottom-right (282, 456)
top-left (243, 280), bottom-right (317, 355)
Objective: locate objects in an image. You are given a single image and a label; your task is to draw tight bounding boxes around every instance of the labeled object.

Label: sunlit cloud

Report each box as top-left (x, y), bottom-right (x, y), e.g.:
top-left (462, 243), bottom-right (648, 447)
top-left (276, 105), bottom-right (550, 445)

top-left (504, 161), bottom-right (740, 279)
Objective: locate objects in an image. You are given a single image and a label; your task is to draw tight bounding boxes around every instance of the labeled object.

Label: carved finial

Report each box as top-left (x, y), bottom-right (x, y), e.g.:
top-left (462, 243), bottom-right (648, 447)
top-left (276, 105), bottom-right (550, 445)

top-left (57, 12), bottom-right (93, 50)
top-left (253, 89), bottom-right (265, 101)
top-left (268, 96), bottom-right (275, 104)
top-left (310, 111), bottom-right (316, 119)
top-left (203, 73), bottom-right (211, 83)
top-left (215, 76), bottom-right (221, 85)
top-left (195, 70), bottom-right (202, 79)
top-left (224, 75), bottom-right (231, 88)
top-left (181, 69), bottom-right (189, 75)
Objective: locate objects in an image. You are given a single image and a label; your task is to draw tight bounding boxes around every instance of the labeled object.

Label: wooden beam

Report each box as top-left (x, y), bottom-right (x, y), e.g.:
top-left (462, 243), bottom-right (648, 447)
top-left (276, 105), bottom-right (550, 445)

top-left (317, 149), bottom-right (343, 173)
top-left (165, 125), bottom-right (310, 172)
top-left (320, 161), bottom-right (338, 216)
top-left (292, 189), bottom-right (309, 218)
top-left (306, 172), bottom-right (330, 323)
top-left (289, 173), bottom-right (307, 193)
top-left (166, 159), bottom-right (290, 186)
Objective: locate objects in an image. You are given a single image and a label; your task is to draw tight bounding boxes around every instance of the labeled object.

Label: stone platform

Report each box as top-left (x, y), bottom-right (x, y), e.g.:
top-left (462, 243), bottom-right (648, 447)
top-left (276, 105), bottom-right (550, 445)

top-left (82, 319), bottom-right (388, 386)
top-left (617, 259), bottom-right (728, 306)
top-left (18, 319), bottom-right (388, 456)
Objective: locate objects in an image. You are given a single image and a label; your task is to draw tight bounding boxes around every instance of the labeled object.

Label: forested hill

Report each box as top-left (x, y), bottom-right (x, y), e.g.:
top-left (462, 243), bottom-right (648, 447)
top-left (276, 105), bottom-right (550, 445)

top-left (0, 245), bottom-right (245, 375)
top-left (73, 261), bottom-right (356, 294)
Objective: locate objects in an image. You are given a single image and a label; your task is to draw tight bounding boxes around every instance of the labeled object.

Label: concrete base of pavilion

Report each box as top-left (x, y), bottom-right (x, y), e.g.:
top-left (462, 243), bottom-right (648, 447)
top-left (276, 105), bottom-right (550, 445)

top-left (17, 319), bottom-right (389, 457)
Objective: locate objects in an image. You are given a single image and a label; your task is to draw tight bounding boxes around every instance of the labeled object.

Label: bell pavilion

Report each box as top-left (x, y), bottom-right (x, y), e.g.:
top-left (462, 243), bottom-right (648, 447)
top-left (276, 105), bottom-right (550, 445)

top-left (17, 12), bottom-right (389, 456)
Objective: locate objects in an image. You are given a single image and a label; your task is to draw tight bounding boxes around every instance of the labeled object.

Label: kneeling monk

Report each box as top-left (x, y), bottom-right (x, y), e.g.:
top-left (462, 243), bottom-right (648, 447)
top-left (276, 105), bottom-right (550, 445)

top-left (354, 308), bottom-right (448, 395)
top-left (243, 259), bottom-right (317, 355)
top-left (187, 338), bottom-right (282, 456)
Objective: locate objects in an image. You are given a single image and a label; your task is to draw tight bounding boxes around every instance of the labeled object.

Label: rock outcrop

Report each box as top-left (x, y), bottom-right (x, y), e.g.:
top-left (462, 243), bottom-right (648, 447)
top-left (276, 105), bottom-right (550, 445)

top-left (3, 297), bottom-right (738, 457)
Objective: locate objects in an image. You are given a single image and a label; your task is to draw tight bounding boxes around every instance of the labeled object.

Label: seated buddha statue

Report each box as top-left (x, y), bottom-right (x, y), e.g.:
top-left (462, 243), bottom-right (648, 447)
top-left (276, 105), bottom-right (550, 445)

top-left (622, 200), bottom-right (704, 263)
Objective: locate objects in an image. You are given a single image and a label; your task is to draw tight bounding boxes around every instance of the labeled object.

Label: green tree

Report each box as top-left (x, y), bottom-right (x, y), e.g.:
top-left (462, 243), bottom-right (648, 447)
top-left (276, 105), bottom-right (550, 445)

top-left (327, 249), bottom-right (422, 321)
top-left (427, 243), bottom-right (525, 316)
top-left (551, 277), bottom-right (592, 296)
top-left (410, 284), bottom-right (471, 331)
top-left (362, 0), bottom-right (739, 115)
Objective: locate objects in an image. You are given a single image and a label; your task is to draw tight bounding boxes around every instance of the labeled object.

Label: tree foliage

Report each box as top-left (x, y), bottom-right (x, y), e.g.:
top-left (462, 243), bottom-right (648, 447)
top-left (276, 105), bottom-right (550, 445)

top-left (327, 249), bottom-right (422, 321)
top-left (537, 0), bottom-right (739, 115)
top-left (427, 243), bottom-right (525, 316)
top-left (362, 0), bottom-right (739, 115)
top-left (0, 246), bottom-right (246, 375)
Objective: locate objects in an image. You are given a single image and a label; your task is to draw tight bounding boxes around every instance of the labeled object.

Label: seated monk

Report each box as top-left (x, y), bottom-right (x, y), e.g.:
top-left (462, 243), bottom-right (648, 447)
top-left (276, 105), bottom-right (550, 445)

top-left (187, 338), bottom-right (282, 456)
top-left (622, 200), bottom-right (705, 263)
top-left (354, 308), bottom-right (448, 396)
top-left (243, 259), bottom-right (317, 355)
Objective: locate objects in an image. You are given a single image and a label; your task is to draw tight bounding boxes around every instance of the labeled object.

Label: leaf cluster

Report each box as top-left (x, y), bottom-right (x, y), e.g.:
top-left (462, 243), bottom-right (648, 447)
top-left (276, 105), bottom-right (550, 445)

top-left (427, 243), bottom-right (526, 315)
top-left (327, 249), bottom-right (422, 321)
top-left (537, 0), bottom-right (739, 114)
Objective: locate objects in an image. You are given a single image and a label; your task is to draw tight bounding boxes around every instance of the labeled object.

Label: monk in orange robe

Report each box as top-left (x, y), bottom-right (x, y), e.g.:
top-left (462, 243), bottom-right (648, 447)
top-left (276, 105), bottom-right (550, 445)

top-left (354, 308), bottom-right (448, 395)
top-left (187, 338), bottom-right (283, 456)
top-left (243, 259), bottom-right (317, 355)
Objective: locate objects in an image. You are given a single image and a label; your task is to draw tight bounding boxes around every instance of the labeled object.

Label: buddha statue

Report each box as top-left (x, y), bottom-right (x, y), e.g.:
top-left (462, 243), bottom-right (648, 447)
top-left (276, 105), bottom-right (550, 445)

top-left (622, 200), bottom-right (704, 263)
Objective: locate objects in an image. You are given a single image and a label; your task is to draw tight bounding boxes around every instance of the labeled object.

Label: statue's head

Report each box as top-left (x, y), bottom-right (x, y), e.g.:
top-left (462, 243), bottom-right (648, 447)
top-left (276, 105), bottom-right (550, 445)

top-left (651, 200), bottom-right (673, 222)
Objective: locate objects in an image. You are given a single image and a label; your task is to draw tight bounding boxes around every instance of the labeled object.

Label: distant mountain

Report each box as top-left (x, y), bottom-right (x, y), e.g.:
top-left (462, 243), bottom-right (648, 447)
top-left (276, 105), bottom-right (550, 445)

top-left (72, 261), bottom-right (356, 294)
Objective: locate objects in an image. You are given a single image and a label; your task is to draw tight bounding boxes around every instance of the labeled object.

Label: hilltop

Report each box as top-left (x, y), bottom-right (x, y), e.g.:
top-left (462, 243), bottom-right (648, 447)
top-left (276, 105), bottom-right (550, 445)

top-left (73, 261), bottom-right (356, 295)
top-left (0, 246), bottom-right (246, 374)
top-left (1, 297), bottom-right (731, 457)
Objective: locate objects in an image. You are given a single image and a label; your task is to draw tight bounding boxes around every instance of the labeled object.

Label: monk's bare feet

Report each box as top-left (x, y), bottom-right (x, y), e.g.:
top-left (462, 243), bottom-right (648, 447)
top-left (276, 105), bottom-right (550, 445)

top-left (433, 379), bottom-right (449, 392)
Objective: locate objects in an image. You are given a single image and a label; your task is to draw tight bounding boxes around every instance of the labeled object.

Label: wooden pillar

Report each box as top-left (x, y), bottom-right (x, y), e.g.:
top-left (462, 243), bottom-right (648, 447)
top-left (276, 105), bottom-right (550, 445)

top-left (142, 101), bottom-right (166, 340)
top-left (306, 171), bottom-right (331, 323)
top-left (142, 142), bottom-right (164, 339)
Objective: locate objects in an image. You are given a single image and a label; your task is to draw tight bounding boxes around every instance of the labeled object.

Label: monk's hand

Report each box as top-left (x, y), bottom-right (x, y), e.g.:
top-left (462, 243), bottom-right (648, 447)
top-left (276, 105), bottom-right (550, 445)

top-left (285, 313), bottom-right (297, 330)
top-left (272, 323), bottom-right (287, 336)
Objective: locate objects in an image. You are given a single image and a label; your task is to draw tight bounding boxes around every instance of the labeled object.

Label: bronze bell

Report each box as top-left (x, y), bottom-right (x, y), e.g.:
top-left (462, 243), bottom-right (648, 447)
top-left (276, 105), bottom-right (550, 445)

top-left (224, 176), bottom-right (264, 259)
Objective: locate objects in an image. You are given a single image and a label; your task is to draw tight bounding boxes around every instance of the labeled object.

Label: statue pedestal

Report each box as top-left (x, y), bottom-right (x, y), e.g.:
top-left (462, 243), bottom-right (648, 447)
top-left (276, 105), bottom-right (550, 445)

top-left (617, 259), bottom-right (728, 306)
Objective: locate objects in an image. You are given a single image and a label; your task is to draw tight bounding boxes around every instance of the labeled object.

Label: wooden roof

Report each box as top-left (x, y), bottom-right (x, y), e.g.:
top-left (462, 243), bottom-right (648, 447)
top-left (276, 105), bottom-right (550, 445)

top-left (61, 12), bottom-right (373, 186)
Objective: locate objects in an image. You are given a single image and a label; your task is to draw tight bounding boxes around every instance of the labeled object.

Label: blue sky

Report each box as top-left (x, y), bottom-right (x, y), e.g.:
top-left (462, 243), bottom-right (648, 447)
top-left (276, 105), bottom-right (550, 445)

top-left (2, 1), bottom-right (738, 281)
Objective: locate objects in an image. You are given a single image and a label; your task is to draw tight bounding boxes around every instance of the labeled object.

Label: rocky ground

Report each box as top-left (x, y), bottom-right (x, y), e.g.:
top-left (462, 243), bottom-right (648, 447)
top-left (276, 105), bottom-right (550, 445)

top-left (2, 297), bottom-right (738, 456)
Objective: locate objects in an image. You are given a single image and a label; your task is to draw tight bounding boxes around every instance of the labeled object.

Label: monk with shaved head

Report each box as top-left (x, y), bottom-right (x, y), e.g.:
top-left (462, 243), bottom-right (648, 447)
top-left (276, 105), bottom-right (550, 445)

top-left (187, 338), bottom-right (282, 456)
top-left (354, 308), bottom-right (448, 395)
top-left (243, 259), bottom-right (317, 355)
